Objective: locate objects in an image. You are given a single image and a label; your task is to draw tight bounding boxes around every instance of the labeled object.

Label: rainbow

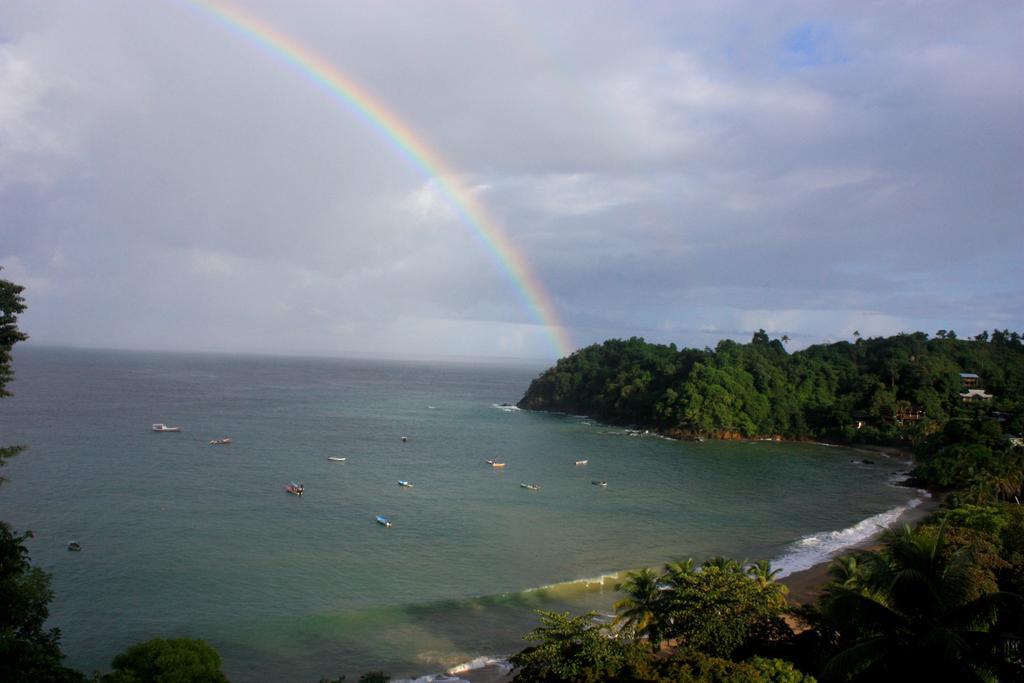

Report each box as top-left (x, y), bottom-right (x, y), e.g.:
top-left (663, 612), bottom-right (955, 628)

top-left (179, 0), bottom-right (573, 358)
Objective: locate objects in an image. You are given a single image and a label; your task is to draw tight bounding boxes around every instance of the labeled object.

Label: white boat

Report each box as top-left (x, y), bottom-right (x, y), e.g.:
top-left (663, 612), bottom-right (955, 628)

top-left (209, 438), bottom-right (232, 445)
top-left (285, 481), bottom-right (304, 496)
top-left (486, 460), bottom-right (506, 468)
top-left (398, 480), bottom-right (413, 488)
top-left (67, 541), bottom-right (82, 552)
top-left (376, 515), bottom-right (392, 527)
top-left (327, 456), bottom-right (346, 462)
top-left (520, 483), bottom-right (540, 491)
top-left (592, 480), bottom-right (608, 487)
top-left (575, 459), bottom-right (588, 466)
top-left (152, 423), bottom-right (181, 432)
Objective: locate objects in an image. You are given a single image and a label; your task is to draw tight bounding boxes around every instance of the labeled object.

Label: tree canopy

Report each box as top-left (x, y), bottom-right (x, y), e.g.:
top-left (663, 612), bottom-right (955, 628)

top-left (102, 638), bottom-right (229, 683)
top-left (518, 331), bottom-right (1024, 446)
top-left (0, 271), bottom-right (28, 479)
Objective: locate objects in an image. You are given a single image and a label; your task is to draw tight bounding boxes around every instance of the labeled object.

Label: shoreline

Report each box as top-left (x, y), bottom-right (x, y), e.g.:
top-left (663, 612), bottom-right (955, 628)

top-left (781, 491), bottom-right (939, 604)
top-left (527, 406), bottom-right (919, 463)
top-left (416, 490), bottom-right (942, 683)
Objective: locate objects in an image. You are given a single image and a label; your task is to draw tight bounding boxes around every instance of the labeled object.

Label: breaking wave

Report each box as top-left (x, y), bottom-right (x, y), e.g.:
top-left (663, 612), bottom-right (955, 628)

top-left (772, 498), bottom-right (925, 578)
top-left (394, 655), bottom-right (512, 683)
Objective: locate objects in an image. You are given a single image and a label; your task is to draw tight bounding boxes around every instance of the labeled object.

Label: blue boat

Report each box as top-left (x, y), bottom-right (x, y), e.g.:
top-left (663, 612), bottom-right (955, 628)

top-left (376, 515), bottom-right (392, 527)
top-left (397, 480), bottom-right (413, 488)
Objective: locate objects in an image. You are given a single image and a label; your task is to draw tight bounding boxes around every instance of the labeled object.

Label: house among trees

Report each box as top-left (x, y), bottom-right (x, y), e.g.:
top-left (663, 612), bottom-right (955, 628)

top-left (962, 388), bottom-right (994, 402)
top-left (895, 407), bottom-right (925, 422)
top-left (959, 372), bottom-right (993, 401)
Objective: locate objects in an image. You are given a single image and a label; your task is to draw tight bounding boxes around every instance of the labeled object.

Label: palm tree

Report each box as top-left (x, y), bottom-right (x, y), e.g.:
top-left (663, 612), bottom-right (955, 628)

top-left (746, 560), bottom-right (782, 587)
top-left (702, 556), bottom-right (744, 574)
top-left (613, 568), bottom-right (664, 647)
top-left (821, 522), bottom-right (1024, 681)
top-left (826, 553), bottom-right (886, 600)
top-left (745, 560), bottom-right (788, 609)
top-left (663, 558), bottom-right (695, 582)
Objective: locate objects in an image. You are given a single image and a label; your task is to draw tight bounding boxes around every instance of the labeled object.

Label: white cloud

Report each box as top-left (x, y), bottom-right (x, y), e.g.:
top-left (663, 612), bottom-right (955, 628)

top-left (0, 45), bottom-right (80, 185)
top-left (405, 179), bottom-right (458, 222)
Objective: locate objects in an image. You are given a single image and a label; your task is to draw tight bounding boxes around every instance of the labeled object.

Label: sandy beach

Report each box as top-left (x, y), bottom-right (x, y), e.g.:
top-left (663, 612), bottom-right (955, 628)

top-left (782, 491), bottom-right (939, 604)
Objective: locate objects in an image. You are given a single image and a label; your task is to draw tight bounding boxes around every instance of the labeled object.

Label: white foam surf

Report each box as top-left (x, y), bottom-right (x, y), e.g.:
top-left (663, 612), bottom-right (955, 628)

top-left (393, 656), bottom-right (512, 683)
top-left (772, 498), bottom-right (925, 578)
top-left (445, 655), bottom-right (513, 676)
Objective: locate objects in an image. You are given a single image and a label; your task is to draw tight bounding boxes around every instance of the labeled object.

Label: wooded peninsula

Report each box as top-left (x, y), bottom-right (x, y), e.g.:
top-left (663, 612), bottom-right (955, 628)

top-left (520, 331), bottom-right (1024, 491)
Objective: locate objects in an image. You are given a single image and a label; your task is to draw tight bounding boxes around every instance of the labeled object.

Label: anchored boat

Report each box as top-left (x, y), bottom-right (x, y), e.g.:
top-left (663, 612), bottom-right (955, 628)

top-left (209, 438), bottom-right (232, 445)
top-left (592, 480), bottom-right (608, 487)
top-left (152, 423), bottom-right (181, 432)
top-left (575, 459), bottom-right (588, 465)
top-left (327, 456), bottom-right (346, 462)
top-left (285, 481), bottom-right (304, 496)
top-left (398, 480), bottom-right (413, 488)
top-left (520, 483), bottom-right (540, 491)
top-left (376, 515), bottom-right (392, 527)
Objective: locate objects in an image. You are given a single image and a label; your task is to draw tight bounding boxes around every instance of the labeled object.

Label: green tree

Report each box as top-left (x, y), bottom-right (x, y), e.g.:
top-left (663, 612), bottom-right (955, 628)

top-left (102, 638), bottom-right (228, 683)
top-left (1, 272), bottom-right (28, 478)
top-left (660, 566), bottom-right (789, 659)
top-left (613, 568), bottom-right (664, 646)
top-left (0, 525), bottom-right (84, 682)
top-left (510, 611), bottom-right (644, 682)
top-left (746, 656), bottom-right (817, 682)
top-left (820, 523), bottom-right (1024, 681)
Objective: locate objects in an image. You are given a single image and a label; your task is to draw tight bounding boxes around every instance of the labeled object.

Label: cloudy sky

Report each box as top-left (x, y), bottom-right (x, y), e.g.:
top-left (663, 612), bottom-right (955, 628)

top-left (2, 1), bottom-right (1022, 360)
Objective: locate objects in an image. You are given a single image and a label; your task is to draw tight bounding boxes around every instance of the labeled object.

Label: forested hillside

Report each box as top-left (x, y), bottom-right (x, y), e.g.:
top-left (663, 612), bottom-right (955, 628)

top-left (519, 331), bottom-right (1024, 444)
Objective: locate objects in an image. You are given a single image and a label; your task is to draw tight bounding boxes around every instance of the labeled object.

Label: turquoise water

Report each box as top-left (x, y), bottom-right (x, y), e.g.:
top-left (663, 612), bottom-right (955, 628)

top-left (0, 348), bottom-right (922, 681)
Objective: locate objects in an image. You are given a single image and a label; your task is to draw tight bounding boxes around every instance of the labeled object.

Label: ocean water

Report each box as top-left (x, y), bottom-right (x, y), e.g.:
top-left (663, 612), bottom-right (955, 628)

top-left (0, 347), bottom-right (924, 681)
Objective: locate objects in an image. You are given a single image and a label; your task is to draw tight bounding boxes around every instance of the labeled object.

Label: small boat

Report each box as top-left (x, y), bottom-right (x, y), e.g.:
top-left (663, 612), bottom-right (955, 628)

top-left (327, 456), bottom-right (346, 462)
top-left (376, 515), bottom-right (392, 527)
top-left (592, 480), bottom-right (608, 487)
top-left (209, 438), bottom-right (232, 445)
top-left (490, 462), bottom-right (506, 468)
top-left (398, 480), bottom-right (414, 488)
top-left (67, 541), bottom-right (82, 552)
top-left (520, 483), bottom-right (540, 491)
top-left (401, 436), bottom-right (408, 442)
top-left (152, 423), bottom-right (181, 432)
top-left (285, 481), bottom-right (304, 496)
top-left (575, 459), bottom-right (588, 466)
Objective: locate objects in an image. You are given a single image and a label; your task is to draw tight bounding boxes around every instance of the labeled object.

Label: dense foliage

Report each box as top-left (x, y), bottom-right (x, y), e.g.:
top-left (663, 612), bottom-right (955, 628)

top-left (519, 331), bottom-right (1024, 446)
top-left (513, 561), bottom-right (812, 682)
top-left (101, 638), bottom-right (229, 683)
top-left (0, 272), bottom-right (28, 479)
top-left (0, 525), bottom-right (84, 682)
top-left (799, 514), bottom-right (1024, 682)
